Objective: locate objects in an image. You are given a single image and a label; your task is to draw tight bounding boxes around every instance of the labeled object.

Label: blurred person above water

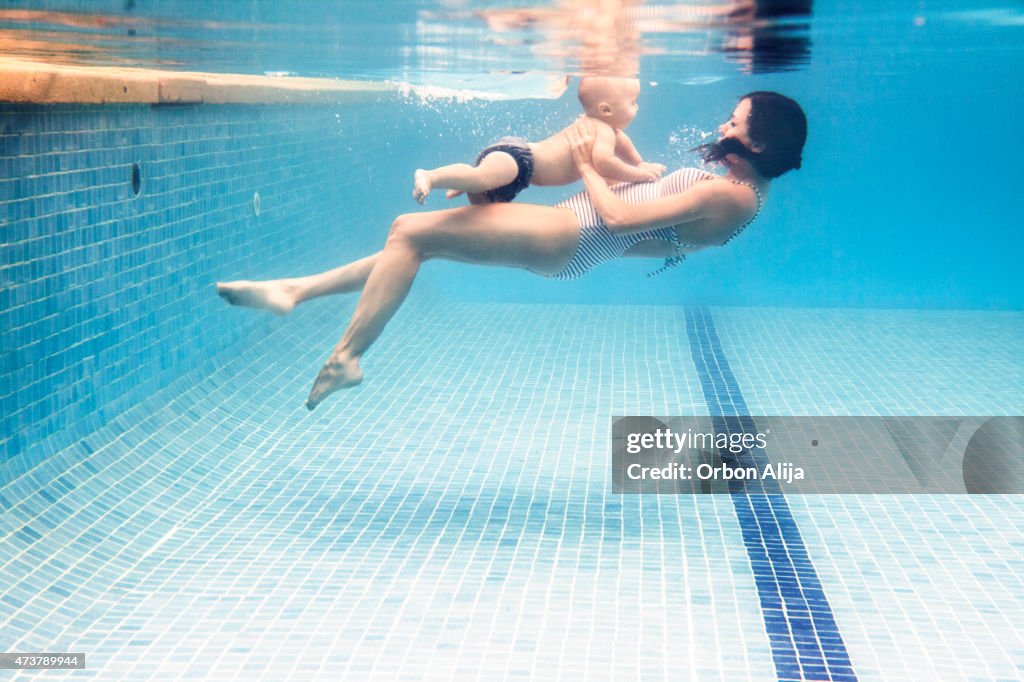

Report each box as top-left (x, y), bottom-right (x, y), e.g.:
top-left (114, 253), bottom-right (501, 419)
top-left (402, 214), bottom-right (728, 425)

top-left (474, 0), bottom-right (813, 76)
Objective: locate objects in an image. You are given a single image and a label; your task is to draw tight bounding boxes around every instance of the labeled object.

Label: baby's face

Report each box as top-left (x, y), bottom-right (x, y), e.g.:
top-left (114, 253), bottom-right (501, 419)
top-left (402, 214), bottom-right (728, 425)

top-left (600, 79), bottom-right (641, 129)
top-left (580, 77), bottom-right (641, 129)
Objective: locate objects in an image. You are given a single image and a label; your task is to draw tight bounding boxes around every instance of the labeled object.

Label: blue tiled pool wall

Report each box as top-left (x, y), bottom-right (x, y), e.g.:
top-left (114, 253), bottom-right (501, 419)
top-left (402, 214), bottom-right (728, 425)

top-left (0, 98), bottom-right (432, 479)
top-left (0, 88), bottom-right (611, 483)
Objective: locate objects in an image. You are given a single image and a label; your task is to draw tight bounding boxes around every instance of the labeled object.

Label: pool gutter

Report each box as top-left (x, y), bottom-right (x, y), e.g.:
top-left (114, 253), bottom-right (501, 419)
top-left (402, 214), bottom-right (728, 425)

top-left (0, 57), bottom-right (394, 105)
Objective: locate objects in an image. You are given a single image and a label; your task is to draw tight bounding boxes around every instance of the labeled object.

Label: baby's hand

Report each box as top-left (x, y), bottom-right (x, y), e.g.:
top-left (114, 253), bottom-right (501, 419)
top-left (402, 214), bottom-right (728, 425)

top-left (639, 162), bottom-right (667, 180)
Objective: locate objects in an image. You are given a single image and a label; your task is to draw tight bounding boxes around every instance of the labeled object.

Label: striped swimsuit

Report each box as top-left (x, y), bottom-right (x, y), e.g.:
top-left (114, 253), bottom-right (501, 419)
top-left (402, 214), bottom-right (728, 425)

top-left (549, 168), bottom-right (761, 280)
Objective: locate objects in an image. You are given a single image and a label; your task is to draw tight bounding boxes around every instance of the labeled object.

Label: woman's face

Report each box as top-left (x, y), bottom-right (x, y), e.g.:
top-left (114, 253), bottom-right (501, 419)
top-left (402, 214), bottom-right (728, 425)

top-left (717, 98), bottom-right (761, 153)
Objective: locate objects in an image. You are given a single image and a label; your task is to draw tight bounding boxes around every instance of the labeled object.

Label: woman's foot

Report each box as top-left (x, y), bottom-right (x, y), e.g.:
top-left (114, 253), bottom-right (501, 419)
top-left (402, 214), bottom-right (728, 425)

top-left (216, 280), bottom-right (298, 316)
top-left (412, 169), bottom-right (432, 204)
top-left (306, 353), bottom-right (363, 410)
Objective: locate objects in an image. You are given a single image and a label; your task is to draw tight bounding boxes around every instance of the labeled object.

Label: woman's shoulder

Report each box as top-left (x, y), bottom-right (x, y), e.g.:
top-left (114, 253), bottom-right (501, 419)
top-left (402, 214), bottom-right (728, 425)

top-left (662, 169), bottom-right (763, 239)
top-left (696, 176), bottom-right (764, 240)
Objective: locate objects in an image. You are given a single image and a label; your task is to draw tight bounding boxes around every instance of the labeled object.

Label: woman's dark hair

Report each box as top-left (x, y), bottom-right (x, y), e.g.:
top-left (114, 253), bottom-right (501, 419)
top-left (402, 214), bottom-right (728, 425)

top-left (697, 91), bottom-right (808, 179)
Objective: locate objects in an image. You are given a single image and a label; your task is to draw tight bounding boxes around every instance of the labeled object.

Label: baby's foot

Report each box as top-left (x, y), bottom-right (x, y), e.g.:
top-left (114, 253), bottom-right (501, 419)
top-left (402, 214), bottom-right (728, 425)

top-left (306, 354), bottom-right (363, 410)
top-left (412, 170), bottom-right (432, 204)
top-left (216, 280), bottom-right (297, 316)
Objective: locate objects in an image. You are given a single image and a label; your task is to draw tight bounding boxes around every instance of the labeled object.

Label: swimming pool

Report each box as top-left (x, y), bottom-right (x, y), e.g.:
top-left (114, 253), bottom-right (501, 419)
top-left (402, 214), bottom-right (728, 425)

top-left (2, 1), bottom-right (1022, 680)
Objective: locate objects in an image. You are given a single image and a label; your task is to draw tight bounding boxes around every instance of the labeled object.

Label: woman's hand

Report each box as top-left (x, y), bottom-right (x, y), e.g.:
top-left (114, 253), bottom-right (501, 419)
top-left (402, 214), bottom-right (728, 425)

top-left (566, 117), bottom-right (598, 170)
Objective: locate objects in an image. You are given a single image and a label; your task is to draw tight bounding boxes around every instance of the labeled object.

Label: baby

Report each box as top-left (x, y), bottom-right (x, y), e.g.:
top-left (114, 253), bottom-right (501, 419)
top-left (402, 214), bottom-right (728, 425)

top-left (412, 77), bottom-right (665, 204)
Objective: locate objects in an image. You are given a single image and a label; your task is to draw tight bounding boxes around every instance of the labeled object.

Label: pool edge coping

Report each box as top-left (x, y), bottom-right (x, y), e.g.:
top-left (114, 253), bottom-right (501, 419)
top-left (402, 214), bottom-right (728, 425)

top-left (0, 57), bottom-right (394, 105)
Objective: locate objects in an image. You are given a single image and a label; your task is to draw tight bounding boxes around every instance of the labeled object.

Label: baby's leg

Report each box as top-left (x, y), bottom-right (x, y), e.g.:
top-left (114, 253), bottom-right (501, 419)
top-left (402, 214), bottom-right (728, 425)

top-left (413, 151), bottom-right (519, 204)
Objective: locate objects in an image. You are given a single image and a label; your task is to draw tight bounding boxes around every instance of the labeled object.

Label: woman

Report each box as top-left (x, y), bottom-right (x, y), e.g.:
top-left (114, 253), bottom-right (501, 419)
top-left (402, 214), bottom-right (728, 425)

top-left (218, 92), bottom-right (807, 409)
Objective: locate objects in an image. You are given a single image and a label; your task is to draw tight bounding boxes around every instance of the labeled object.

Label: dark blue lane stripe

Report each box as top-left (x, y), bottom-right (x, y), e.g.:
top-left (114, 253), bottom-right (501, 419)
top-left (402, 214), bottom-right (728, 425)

top-left (686, 308), bottom-right (858, 682)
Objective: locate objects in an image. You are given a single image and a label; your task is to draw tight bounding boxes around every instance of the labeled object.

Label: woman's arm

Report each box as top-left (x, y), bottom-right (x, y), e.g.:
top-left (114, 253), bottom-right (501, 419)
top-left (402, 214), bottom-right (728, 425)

top-left (567, 121), bottom-right (750, 245)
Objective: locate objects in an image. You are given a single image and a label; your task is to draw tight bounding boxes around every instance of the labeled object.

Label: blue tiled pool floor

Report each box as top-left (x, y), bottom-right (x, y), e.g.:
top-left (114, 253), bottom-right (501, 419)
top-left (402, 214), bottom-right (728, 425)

top-left (1, 302), bottom-right (1022, 680)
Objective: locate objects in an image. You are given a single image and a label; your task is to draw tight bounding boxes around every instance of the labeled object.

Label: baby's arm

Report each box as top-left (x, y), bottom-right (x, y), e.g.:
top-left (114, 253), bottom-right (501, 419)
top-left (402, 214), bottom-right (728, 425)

top-left (614, 130), bottom-right (644, 165)
top-left (589, 121), bottom-right (664, 182)
top-left (615, 131), bottom-right (667, 179)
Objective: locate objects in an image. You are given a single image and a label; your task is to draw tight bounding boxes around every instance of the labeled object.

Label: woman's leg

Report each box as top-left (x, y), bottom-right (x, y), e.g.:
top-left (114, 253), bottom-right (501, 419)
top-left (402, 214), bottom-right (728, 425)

top-left (306, 203), bottom-right (578, 409)
top-left (412, 152), bottom-right (519, 204)
top-left (216, 253), bottom-right (380, 314)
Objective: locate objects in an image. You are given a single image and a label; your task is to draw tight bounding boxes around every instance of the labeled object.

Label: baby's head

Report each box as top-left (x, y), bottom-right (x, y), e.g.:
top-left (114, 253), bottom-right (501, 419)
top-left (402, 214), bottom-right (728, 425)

top-left (578, 77), bottom-right (641, 130)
